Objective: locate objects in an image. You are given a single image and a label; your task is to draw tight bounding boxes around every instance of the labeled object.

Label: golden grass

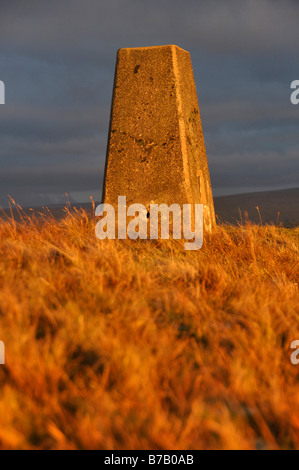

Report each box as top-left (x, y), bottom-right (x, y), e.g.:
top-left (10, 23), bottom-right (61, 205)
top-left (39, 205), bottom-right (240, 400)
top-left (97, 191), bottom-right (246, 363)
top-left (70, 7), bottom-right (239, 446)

top-left (0, 207), bottom-right (298, 450)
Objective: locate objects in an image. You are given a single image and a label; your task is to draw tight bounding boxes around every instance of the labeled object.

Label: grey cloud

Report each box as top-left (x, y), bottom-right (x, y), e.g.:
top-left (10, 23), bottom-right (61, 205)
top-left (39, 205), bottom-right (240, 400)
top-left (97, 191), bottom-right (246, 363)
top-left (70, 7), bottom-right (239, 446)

top-left (0, 164), bottom-right (104, 208)
top-left (0, 0), bottom-right (298, 208)
top-left (1, 0), bottom-right (298, 58)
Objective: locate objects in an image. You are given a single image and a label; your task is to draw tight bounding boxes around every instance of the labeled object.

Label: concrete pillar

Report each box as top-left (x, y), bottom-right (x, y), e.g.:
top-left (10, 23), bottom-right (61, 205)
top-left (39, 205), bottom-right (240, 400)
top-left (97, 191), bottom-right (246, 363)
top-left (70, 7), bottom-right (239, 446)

top-left (102, 45), bottom-right (216, 232)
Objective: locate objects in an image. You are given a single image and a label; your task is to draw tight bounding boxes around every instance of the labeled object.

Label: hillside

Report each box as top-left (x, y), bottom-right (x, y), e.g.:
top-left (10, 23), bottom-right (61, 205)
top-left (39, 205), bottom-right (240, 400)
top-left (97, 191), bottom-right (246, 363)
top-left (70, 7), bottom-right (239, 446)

top-left (214, 188), bottom-right (299, 227)
top-left (0, 208), bottom-right (298, 449)
top-left (1, 187), bottom-right (298, 227)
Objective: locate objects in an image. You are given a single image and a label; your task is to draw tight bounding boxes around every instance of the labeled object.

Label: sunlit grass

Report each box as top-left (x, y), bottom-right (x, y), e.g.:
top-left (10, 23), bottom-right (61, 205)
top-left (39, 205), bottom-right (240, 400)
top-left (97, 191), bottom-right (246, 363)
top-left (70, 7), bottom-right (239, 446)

top-left (0, 206), bottom-right (298, 449)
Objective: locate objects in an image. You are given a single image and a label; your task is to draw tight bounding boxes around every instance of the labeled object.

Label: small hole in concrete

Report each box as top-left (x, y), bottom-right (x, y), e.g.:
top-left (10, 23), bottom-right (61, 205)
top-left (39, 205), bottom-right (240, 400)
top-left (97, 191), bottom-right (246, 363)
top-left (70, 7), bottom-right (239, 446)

top-left (198, 176), bottom-right (201, 199)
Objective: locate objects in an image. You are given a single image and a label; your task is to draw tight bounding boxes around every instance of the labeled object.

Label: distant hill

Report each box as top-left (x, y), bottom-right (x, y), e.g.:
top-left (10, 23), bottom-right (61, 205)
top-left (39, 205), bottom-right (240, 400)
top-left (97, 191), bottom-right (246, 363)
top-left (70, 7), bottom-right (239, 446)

top-left (1, 187), bottom-right (298, 227)
top-left (214, 187), bottom-right (299, 227)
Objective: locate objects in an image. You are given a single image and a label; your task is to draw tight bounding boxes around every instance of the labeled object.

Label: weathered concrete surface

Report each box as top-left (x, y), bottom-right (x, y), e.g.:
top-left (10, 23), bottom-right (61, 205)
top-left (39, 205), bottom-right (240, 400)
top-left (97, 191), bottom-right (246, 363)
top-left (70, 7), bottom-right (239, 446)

top-left (102, 45), bottom-right (216, 232)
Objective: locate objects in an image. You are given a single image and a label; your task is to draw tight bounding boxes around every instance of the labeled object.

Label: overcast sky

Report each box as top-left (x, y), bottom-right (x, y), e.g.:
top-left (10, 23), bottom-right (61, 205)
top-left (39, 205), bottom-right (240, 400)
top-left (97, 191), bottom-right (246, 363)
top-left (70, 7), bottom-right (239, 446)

top-left (0, 0), bottom-right (298, 208)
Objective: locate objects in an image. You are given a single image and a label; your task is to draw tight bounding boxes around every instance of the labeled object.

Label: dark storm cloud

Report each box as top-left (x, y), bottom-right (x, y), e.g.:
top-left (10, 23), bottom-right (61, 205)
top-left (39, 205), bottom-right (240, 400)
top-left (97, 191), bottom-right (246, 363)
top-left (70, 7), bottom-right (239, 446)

top-left (0, 0), bottom-right (298, 207)
top-left (1, 0), bottom-right (298, 57)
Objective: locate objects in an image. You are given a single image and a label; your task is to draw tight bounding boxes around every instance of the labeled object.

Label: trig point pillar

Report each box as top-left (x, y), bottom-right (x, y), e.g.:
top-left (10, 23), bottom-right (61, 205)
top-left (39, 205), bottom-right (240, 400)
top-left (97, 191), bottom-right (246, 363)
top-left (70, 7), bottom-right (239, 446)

top-left (102, 45), bottom-right (216, 232)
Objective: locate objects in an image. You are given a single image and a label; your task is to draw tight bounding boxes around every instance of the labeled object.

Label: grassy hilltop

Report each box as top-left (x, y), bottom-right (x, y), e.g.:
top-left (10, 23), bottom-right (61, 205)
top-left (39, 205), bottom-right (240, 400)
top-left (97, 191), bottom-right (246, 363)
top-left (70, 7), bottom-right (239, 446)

top-left (0, 206), bottom-right (298, 449)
